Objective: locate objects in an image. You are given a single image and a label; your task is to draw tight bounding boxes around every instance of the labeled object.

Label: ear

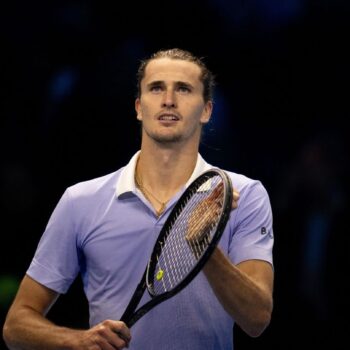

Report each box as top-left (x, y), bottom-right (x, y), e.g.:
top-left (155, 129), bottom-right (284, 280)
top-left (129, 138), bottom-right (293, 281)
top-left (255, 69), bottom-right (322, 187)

top-left (200, 100), bottom-right (213, 124)
top-left (135, 98), bottom-right (142, 121)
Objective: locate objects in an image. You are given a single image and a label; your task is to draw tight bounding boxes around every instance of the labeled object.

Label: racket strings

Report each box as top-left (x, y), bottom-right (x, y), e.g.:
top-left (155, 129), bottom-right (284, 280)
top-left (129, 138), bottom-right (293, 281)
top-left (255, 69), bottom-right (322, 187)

top-left (151, 176), bottom-right (224, 295)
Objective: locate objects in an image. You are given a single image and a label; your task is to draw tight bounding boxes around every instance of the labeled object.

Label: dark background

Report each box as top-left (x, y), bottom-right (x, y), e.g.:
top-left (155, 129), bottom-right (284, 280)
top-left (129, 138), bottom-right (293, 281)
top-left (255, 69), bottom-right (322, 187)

top-left (1, 1), bottom-right (349, 349)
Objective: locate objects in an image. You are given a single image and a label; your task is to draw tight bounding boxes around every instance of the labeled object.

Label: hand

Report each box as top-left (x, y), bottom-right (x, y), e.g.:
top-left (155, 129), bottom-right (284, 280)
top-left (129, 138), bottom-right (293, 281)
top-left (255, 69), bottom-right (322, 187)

top-left (72, 320), bottom-right (131, 350)
top-left (186, 185), bottom-right (239, 259)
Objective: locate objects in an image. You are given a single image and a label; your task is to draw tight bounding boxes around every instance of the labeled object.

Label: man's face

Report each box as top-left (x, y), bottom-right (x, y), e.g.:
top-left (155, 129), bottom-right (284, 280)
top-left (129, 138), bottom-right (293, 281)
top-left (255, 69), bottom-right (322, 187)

top-left (135, 58), bottom-right (212, 145)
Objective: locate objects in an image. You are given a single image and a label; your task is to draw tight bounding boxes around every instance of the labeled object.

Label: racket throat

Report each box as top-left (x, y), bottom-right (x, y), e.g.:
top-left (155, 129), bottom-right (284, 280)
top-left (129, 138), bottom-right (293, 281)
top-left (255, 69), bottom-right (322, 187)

top-left (122, 293), bottom-right (170, 328)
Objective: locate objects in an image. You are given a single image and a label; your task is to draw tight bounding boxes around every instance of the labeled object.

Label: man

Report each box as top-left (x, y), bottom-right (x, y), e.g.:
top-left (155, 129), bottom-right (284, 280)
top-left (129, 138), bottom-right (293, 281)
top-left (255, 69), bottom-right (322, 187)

top-left (3, 48), bottom-right (274, 349)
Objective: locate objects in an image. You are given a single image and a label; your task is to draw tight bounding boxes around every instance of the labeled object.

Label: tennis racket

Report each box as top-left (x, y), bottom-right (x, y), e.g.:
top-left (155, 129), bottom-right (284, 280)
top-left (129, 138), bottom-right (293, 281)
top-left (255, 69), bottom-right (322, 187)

top-left (120, 168), bottom-right (233, 327)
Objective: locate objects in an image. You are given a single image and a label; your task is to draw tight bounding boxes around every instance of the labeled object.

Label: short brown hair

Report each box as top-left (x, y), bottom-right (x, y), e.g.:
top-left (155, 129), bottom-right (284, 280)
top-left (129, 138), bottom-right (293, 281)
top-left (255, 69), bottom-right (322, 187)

top-left (136, 48), bottom-right (215, 103)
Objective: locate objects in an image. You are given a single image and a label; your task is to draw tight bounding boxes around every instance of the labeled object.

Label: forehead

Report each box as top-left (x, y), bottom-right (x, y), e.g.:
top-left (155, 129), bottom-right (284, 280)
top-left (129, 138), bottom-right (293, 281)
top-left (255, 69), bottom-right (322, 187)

top-left (143, 58), bottom-right (202, 85)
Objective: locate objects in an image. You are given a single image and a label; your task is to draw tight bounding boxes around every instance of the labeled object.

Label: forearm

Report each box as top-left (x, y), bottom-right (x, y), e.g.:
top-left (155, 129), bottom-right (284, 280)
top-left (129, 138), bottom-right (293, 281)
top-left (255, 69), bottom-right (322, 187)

top-left (3, 306), bottom-right (80, 350)
top-left (203, 248), bottom-right (273, 337)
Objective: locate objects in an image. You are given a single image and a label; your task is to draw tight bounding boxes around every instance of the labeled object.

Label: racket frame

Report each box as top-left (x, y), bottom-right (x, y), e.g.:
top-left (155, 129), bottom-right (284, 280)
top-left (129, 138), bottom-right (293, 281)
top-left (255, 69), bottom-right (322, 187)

top-left (120, 168), bottom-right (233, 327)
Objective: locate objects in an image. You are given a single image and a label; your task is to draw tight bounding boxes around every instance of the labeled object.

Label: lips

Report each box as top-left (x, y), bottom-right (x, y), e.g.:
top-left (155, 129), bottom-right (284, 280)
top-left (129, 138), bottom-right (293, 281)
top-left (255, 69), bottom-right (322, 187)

top-left (158, 113), bottom-right (180, 121)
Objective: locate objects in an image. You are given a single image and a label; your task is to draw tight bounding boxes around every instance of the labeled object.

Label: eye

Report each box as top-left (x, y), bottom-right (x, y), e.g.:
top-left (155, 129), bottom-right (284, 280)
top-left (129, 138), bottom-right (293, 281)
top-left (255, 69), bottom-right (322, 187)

top-left (150, 85), bottom-right (163, 93)
top-left (177, 85), bottom-right (191, 94)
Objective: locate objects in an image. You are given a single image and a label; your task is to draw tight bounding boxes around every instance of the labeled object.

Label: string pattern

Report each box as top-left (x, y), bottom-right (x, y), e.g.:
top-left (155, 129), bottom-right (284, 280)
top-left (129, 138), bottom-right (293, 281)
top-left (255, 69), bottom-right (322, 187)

top-left (148, 174), bottom-right (224, 295)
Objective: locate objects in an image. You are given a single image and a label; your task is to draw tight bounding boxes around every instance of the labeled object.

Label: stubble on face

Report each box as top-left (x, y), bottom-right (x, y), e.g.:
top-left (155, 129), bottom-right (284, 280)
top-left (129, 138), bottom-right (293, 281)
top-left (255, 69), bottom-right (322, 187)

top-left (141, 117), bottom-right (202, 145)
top-left (144, 128), bottom-right (183, 144)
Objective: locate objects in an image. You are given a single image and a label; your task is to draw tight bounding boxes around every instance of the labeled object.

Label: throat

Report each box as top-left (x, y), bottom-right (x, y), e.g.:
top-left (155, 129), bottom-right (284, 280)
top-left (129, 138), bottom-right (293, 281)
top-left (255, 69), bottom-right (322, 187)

top-left (154, 202), bottom-right (167, 217)
top-left (135, 172), bottom-right (171, 217)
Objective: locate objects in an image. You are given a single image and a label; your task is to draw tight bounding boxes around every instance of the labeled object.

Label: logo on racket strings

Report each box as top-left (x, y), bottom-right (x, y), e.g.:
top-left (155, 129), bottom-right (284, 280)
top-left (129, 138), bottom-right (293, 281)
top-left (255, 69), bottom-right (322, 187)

top-left (156, 269), bottom-right (164, 281)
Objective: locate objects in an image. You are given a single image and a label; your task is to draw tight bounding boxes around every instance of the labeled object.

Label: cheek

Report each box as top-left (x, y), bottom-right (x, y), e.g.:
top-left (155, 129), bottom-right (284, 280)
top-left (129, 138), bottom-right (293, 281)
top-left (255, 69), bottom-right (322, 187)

top-left (139, 106), bottom-right (150, 120)
top-left (138, 99), bottom-right (154, 117)
top-left (137, 104), bottom-right (148, 120)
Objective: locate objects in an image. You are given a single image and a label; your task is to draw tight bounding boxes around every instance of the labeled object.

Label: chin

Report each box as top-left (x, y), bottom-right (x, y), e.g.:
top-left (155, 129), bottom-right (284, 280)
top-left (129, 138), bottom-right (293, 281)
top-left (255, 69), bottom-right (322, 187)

top-left (148, 131), bottom-right (183, 144)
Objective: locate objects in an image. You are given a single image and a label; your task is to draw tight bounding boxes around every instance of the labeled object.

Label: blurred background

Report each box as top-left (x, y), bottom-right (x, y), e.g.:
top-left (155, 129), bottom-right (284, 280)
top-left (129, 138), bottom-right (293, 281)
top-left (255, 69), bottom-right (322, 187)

top-left (1, 0), bottom-right (349, 349)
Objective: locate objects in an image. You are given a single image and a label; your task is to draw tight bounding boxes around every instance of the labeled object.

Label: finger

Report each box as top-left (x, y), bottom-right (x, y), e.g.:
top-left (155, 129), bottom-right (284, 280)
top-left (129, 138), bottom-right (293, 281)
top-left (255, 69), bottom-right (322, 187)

top-left (209, 182), bottom-right (223, 201)
top-left (231, 189), bottom-right (240, 209)
top-left (100, 320), bottom-right (131, 348)
top-left (113, 321), bottom-right (131, 341)
top-left (115, 322), bottom-right (131, 347)
top-left (97, 338), bottom-right (121, 350)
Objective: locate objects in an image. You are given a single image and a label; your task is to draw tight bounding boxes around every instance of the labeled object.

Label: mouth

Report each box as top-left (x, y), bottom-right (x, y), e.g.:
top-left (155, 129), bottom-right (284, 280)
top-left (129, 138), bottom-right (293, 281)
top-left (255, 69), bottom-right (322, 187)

top-left (157, 113), bottom-right (180, 121)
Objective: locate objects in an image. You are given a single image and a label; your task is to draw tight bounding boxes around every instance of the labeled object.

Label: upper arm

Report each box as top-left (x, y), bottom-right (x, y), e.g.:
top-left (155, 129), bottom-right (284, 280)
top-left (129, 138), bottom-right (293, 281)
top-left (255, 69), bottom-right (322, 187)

top-left (8, 274), bottom-right (60, 317)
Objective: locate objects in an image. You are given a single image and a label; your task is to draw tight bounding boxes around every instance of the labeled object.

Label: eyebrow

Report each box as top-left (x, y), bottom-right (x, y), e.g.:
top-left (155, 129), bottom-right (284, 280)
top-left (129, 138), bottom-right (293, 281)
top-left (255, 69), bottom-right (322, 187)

top-left (146, 80), bottom-right (194, 89)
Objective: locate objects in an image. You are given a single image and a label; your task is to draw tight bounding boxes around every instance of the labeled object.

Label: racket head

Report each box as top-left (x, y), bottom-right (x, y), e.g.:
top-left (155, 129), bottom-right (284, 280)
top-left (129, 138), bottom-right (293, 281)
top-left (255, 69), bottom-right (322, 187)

top-left (146, 168), bottom-right (233, 299)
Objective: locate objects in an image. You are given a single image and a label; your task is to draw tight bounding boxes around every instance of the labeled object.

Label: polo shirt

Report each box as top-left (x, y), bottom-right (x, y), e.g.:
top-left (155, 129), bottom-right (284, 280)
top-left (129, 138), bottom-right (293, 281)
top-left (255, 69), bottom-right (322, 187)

top-left (27, 151), bottom-right (274, 349)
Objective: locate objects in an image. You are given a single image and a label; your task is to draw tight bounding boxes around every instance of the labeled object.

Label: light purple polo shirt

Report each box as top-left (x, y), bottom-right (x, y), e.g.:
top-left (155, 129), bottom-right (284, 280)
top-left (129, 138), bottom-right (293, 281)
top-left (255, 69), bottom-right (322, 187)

top-left (27, 151), bottom-right (274, 350)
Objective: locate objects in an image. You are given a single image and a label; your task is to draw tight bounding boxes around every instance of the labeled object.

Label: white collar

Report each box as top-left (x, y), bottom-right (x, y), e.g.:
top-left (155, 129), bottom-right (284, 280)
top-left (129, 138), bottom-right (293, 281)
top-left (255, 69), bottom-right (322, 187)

top-left (115, 151), bottom-right (213, 198)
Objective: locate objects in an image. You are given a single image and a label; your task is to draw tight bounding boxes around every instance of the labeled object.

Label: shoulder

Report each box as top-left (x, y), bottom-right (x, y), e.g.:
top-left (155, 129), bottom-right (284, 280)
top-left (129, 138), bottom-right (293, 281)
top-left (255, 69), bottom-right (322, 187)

top-left (65, 168), bottom-right (124, 201)
top-left (220, 169), bottom-right (272, 217)
top-left (224, 170), bottom-right (268, 196)
top-left (199, 155), bottom-right (270, 200)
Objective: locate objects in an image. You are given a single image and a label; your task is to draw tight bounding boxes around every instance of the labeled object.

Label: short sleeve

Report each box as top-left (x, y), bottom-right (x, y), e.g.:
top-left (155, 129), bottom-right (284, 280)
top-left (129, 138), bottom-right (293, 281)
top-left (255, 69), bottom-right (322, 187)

top-left (229, 180), bottom-right (274, 266)
top-left (27, 188), bottom-right (80, 293)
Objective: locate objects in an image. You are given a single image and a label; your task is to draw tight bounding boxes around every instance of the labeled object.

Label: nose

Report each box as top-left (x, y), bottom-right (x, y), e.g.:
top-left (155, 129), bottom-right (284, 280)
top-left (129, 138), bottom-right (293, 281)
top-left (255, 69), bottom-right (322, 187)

top-left (161, 90), bottom-right (176, 108)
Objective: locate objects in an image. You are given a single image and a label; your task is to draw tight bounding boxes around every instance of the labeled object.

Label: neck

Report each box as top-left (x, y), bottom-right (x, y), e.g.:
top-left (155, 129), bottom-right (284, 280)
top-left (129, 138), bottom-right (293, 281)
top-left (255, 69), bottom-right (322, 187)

top-left (134, 134), bottom-right (200, 217)
top-left (135, 148), bottom-right (197, 217)
top-left (137, 141), bottom-right (199, 194)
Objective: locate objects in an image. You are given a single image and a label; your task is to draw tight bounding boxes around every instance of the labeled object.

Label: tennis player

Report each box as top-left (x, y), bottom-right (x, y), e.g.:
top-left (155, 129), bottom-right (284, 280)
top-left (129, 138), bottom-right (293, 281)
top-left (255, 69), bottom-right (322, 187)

top-left (3, 48), bottom-right (274, 350)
